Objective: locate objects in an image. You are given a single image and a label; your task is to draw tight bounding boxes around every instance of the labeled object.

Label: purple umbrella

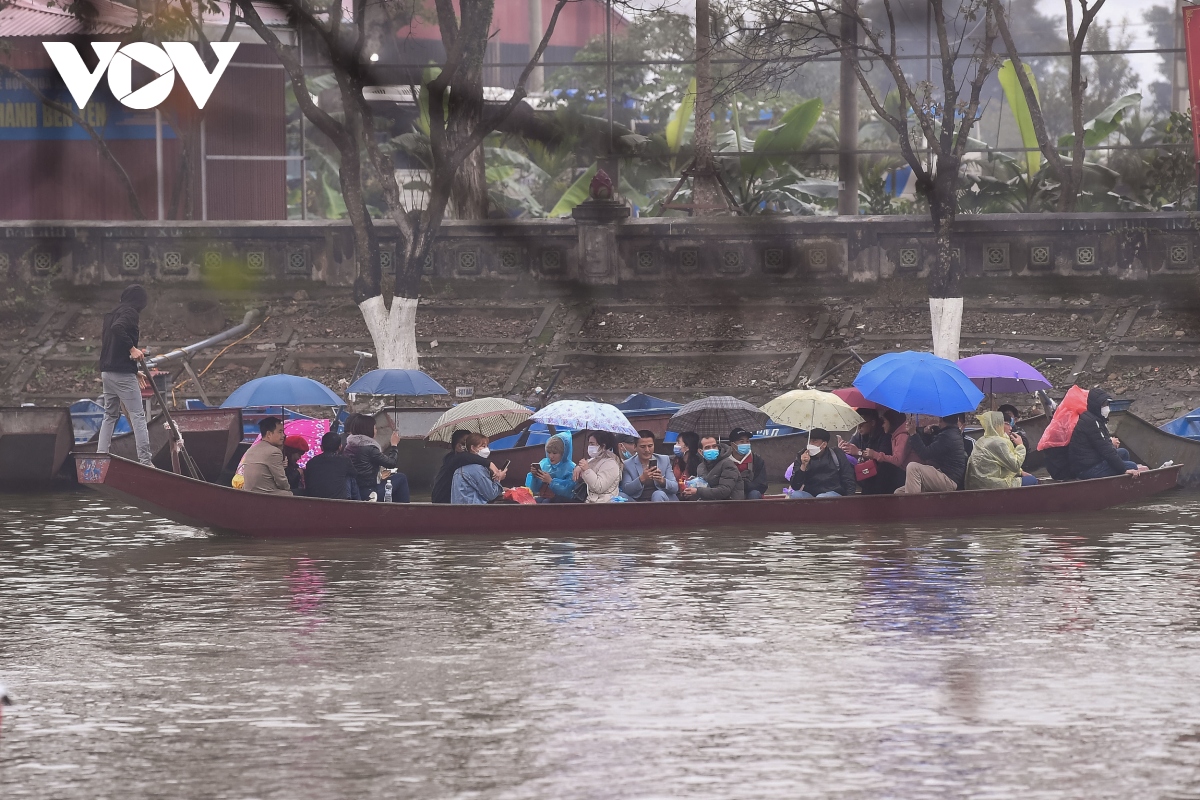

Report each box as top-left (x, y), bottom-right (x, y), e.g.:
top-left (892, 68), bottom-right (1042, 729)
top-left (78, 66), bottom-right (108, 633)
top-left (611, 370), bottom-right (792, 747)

top-left (955, 354), bottom-right (1052, 394)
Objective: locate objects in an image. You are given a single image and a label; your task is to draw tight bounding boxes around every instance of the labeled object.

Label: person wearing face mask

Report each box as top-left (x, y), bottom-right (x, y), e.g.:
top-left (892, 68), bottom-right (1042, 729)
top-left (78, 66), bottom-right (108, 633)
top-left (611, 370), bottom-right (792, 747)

top-left (728, 428), bottom-right (768, 499)
top-left (997, 404), bottom-right (1030, 458)
top-left (451, 432), bottom-right (507, 504)
top-left (526, 431), bottom-right (579, 503)
top-left (789, 428), bottom-right (856, 498)
top-left (672, 431), bottom-right (702, 485)
top-left (1068, 389), bottom-right (1145, 479)
top-left (680, 435), bottom-right (746, 501)
top-left (620, 429), bottom-right (679, 502)
top-left (839, 408), bottom-right (893, 495)
top-left (572, 431), bottom-right (623, 502)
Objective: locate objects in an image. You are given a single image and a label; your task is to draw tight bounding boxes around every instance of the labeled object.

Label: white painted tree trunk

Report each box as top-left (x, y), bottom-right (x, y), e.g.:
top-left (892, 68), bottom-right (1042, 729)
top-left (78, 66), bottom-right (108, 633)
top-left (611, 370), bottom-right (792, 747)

top-left (358, 295), bottom-right (419, 369)
top-left (929, 296), bottom-right (963, 361)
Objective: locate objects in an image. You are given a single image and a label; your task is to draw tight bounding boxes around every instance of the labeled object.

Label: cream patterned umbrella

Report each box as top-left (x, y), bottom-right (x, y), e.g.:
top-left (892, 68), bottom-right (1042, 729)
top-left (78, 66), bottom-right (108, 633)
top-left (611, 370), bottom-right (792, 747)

top-left (424, 398), bottom-right (533, 445)
top-left (760, 389), bottom-right (864, 432)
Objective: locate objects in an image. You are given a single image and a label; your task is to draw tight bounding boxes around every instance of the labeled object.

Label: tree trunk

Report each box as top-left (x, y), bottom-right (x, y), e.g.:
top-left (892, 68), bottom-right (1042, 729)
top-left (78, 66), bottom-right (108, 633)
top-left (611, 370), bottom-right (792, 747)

top-left (450, 143), bottom-right (488, 219)
top-left (691, 0), bottom-right (723, 214)
top-left (359, 295), bottom-right (419, 369)
top-left (927, 164), bottom-right (962, 361)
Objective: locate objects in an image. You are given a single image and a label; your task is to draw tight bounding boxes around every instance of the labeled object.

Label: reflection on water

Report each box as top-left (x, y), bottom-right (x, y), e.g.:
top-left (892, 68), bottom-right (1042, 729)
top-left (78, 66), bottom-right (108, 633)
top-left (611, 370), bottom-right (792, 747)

top-left (3, 492), bottom-right (1200, 798)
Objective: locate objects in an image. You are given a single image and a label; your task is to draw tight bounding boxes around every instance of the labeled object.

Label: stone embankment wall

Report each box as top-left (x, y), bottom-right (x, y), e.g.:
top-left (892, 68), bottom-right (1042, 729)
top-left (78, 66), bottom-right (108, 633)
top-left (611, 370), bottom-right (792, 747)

top-left (3, 212), bottom-right (1200, 288)
top-left (2, 213), bottom-right (1200, 424)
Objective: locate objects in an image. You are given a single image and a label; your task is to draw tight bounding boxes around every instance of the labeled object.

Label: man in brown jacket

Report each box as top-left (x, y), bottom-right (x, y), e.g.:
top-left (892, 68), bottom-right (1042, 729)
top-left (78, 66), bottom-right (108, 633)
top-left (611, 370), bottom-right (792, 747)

top-left (241, 417), bottom-right (292, 495)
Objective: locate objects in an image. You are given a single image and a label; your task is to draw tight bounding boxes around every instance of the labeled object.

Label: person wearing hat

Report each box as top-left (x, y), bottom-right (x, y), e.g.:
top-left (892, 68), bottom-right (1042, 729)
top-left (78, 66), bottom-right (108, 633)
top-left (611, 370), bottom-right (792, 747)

top-left (282, 434), bottom-right (311, 494)
top-left (789, 428), bottom-right (857, 498)
top-left (728, 428), bottom-right (768, 499)
top-left (96, 284), bottom-right (153, 465)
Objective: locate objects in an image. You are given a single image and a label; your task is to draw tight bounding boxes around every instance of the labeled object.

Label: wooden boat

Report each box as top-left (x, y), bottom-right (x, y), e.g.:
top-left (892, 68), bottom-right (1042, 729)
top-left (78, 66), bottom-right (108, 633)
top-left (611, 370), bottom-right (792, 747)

top-left (75, 408), bottom-right (243, 483)
top-left (0, 407), bottom-right (73, 485)
top-left (1107, 410), bottom-right (1200, 487)
top-left (71, 453), bottom-right (1181, 538)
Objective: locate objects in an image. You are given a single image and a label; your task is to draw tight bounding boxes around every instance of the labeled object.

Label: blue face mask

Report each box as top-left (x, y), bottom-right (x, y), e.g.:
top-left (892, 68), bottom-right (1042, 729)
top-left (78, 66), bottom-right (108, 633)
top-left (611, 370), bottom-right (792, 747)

top-left (673, 444), bottom-right (683, 456)
top-left (702, 448), bottom-right (720, 461)
top-left (736, 443), bottom-right (751, 456)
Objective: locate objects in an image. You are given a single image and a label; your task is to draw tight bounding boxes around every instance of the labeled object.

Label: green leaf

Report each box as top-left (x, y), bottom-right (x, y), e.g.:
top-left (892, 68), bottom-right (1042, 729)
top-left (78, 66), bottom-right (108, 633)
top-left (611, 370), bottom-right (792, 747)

top-left (1058, 93), bottom-right (1142, 149)
top-left (417, 65), bottom-right (442, 137)
top-left (665, 78), bottom-right (696, 154)
top-left (548, 163), bottom-right (598, 217)
top-left (997, 60), bottom-right (1042, 178)
top-left (321, 174), bottom-right (347, 219)
top-left (745, 97), bottom-right (823, 176)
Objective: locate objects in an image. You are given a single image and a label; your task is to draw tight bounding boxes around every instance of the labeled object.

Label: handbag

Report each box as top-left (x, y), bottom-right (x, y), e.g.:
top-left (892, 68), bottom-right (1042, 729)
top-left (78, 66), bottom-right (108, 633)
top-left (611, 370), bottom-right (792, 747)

top-left (855, 458), bottom-right (879, 481)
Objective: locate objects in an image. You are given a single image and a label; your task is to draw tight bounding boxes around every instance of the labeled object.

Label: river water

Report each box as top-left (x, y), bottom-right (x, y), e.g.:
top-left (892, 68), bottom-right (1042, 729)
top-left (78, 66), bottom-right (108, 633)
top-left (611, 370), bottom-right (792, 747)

top-left (3, 491), bottom-right (1200, 799)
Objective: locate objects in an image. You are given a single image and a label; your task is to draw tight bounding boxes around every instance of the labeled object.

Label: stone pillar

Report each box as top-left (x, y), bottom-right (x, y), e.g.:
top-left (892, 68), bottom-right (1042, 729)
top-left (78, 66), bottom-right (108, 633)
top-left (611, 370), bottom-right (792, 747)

top-left (572, 200), bottom-right (628, 285)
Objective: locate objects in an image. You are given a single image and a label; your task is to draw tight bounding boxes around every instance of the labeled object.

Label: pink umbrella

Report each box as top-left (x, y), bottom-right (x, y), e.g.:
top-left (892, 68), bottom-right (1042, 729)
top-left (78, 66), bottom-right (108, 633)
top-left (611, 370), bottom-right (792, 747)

top-left (236, 418), bottom-right (331, 481)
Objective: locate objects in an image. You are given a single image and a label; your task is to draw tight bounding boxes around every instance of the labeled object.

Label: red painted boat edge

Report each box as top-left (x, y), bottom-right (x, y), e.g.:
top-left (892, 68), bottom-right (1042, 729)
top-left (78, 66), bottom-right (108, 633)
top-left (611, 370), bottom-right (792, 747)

top-left (72, 453), bottom-right (1183, 538)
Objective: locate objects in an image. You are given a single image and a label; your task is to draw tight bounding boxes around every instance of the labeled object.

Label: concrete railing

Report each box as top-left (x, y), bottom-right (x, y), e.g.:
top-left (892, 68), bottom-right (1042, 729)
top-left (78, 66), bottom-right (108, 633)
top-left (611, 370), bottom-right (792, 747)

top-left (2, 209), bottom-right (1199, 288)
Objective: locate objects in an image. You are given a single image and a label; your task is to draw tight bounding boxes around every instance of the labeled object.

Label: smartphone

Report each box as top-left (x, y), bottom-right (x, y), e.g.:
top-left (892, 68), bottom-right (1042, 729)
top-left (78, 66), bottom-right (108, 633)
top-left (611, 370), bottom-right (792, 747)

top-left (530, 461), bottom-right (540, 473)
top-left (502, 460), bottom-right (511, 472)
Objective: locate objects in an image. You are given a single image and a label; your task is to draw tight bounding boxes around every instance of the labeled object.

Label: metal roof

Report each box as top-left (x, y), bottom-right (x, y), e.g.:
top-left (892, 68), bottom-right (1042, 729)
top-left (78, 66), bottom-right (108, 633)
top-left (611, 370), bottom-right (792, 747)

top-left (0, 0), bottom-right (136, 36)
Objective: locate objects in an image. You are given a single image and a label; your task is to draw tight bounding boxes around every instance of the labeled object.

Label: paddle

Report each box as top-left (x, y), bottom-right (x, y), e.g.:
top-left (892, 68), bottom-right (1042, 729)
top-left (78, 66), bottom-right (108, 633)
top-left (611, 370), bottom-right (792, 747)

top-left (138, 357), bottom-right (205, 481)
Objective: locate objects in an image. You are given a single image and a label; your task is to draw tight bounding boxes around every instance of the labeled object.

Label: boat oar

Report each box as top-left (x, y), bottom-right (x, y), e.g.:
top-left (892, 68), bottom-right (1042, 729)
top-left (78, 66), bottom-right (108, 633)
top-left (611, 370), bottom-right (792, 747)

top-left (138, 357), bottom-right (205, 481)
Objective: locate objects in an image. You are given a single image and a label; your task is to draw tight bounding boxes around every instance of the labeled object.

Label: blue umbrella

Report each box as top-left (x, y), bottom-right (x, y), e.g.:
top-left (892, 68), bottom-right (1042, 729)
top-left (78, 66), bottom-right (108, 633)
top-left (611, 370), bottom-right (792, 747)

top-left (347, 369), bottom-right (448, 396)
top-left (221, 374), bottom-right (346, 408)
top-left (853, 351), bottom-right (984, 417)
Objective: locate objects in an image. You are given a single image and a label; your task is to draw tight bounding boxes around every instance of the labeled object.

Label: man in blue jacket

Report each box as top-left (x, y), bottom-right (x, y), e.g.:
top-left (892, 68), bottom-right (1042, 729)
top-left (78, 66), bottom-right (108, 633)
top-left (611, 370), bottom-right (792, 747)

top-left (621, 429), bottom-right (679, 501)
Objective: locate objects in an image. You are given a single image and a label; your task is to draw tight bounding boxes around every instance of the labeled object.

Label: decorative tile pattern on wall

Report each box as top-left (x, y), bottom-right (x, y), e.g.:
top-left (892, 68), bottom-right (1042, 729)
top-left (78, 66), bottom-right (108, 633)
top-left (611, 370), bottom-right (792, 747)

top-left (457, 250), bottom-right (480, 275)
top-left (762, 248), bottom-right (786, 274)
top-left (0, 252), bottom-right (9, 280)
top-left (541, 249), bottom-right (563, 273)
top-left (32, 252), bottom-right (53, 275)
top-left (1030, 245), bottom-right (1051, 269)
top-left (1169, 242), bottom-right (1191, 269)
top-left (636, 250), bottom-right (658, 274)
top-left (497, 248), bottom-right (520, 274)
top-left (162, 251), bottom-right (186, 276)
top-left (983, 243), bottom-right (1009, 272)
top-left (285, 248), bottom-right (308, 276)
top-left (246, 251), bottom-right (266, 273)
top-left (898, 248), bottom-right (919, 270)
top-left (204, 251), bottom-right (222, 271)
top-left (1075, 246), bottom-right (1096, 269)
top-left (808, 248), bottom-right (828, 269)
top-left (678, 249), bottom-right (698, 273)
top-left (718, 250), bottom-right (742, 273)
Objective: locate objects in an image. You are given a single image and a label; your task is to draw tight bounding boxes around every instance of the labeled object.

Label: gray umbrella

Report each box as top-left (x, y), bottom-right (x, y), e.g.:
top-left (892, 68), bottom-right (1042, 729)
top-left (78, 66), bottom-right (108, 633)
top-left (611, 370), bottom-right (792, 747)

top-left (667, 395), bottom-right (770, 438)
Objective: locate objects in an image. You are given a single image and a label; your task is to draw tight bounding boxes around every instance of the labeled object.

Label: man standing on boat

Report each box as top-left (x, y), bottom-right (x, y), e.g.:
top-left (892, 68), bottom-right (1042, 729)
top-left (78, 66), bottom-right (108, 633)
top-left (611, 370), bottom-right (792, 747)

top-left (97, 284), bottom-right (153, 466)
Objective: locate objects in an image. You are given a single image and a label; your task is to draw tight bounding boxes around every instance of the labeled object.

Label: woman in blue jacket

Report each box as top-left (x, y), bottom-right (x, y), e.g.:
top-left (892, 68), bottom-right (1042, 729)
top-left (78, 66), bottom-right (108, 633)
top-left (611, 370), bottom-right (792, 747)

top-left (525, 431), bottom-right (578, 503)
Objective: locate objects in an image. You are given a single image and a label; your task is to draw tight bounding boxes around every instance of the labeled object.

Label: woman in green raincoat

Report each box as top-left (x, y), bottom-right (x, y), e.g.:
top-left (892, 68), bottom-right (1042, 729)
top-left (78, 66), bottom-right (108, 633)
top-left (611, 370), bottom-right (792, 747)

top-left (966, 411), bottom-right (1039, 489)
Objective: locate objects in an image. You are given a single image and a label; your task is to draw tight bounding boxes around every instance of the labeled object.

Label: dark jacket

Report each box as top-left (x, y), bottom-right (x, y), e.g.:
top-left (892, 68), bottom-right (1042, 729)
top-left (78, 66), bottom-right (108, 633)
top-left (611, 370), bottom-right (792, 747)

top-left (1068, 390), bottom-right (1127, 477)
top-left (790, 444), bottom-right (857, 496)
top-left (693, 445), bottom-right (745, 500)
top-left (731, 451), bottom-right (768, 496)
top-left (850, 425), bottom-right (891, 456)
top-left (99, 285), bottom-right (147, 374)
top-left (431, 450), bottom-right (491, 504)
top-left (907, 425), bottom-right (968, 489)
top-left (344, 433), bottom-right (399, 495)
top-left (304, 452), bottom-right (360, 500)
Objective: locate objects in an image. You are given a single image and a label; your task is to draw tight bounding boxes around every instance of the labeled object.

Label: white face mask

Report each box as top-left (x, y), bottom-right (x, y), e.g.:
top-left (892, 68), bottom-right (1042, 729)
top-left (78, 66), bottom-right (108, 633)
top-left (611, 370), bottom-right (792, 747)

top-left (477, 447), bottom-right (491, 459)
top-left (806, 444), bottom-right (822, 457)
top-left (587, 444), bottom-right (601, 458)
top-left (1100, 405), bottom-right (1111, 419)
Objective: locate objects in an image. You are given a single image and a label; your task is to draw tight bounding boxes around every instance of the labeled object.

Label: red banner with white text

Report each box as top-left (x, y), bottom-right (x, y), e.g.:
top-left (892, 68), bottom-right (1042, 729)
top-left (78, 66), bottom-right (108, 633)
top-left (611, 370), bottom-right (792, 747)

top-left (1184, 5), bottom-right (1200, 160)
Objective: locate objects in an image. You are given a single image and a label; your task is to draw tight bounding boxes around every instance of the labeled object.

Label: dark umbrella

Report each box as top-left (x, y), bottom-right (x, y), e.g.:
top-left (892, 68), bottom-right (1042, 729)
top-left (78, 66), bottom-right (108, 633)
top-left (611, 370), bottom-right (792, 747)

top-left (667, 396), bottom-right (770, 438)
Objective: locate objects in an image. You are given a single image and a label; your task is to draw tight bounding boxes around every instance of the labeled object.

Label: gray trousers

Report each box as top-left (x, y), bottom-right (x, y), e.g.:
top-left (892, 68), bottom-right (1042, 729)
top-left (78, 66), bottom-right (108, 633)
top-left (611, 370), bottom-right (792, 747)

top-left (97, 371), bottom-right (153, 465)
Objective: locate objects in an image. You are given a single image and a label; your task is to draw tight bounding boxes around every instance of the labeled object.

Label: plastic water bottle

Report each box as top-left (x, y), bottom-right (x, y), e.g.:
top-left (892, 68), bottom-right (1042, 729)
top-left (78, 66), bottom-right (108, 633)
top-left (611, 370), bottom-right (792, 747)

top-left (383, 481), bottom-right (393, 503)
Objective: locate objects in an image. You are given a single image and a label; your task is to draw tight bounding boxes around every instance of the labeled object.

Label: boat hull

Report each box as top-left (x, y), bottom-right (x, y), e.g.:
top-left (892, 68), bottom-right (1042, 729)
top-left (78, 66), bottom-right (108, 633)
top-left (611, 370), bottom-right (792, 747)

top-left (73, 453), bottom-right (1182, 538)
top-left (75, 408), bottom-right (243, 483)
top-left (0, 407), bottom-right (73, 485)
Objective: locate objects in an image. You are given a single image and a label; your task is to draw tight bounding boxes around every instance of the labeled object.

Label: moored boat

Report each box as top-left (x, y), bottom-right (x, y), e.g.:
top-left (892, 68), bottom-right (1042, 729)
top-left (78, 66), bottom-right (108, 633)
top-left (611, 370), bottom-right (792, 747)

top-left (0, 407), bottom-right (73, 486)
top-left (73, 453), bottom-right (1182, 538)
top-left (1107, 410), bottom-right (1200, 487)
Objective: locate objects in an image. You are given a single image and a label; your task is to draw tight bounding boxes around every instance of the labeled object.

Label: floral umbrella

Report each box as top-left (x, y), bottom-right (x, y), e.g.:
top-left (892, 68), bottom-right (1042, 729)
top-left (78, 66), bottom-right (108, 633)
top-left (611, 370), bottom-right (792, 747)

top-left (530, 400), bottom-right (639, 437)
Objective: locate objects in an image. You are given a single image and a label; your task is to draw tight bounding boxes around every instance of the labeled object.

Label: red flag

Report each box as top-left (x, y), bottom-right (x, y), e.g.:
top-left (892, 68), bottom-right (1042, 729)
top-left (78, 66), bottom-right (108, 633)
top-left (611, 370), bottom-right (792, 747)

top-left (1185, 5), bottom-right (1200, 160)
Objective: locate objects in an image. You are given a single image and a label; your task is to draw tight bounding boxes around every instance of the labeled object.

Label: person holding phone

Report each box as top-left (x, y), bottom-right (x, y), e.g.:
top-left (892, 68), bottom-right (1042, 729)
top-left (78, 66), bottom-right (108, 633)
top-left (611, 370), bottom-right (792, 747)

top-left (451, 433), bottom-right (507, 504)
top-left (525, 431), bottom-right (578, 503)
top-left (573, 431), bottom-right (622, 503)
top-left (620, 430), bottom-right (679, 502)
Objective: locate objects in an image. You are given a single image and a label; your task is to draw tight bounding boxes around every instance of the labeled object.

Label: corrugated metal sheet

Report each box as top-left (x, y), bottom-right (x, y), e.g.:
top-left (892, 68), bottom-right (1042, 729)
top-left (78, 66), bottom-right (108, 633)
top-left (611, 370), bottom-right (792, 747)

top-left (0, 0), bottom-right (134, 36)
